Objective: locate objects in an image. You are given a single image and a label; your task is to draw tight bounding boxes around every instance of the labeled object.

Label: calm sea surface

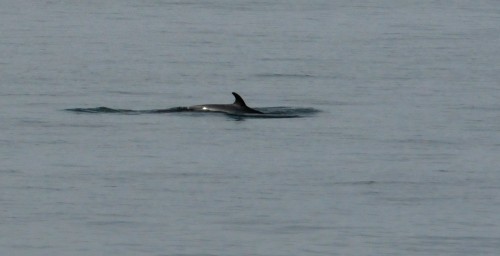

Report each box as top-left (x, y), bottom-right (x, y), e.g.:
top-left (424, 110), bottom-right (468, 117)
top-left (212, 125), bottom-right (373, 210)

top-left (1, 1), bottom-right (499, 255)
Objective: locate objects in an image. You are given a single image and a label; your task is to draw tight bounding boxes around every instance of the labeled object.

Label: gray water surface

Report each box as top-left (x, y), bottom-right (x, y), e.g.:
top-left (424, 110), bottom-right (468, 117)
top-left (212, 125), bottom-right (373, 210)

top-left (1, 1), bottom-right (499, 255)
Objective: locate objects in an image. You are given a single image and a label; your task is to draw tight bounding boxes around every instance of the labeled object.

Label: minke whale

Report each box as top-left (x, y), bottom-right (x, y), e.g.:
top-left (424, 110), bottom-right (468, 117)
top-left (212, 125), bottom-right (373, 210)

top-left (188, 92), bottom-right (263, 115)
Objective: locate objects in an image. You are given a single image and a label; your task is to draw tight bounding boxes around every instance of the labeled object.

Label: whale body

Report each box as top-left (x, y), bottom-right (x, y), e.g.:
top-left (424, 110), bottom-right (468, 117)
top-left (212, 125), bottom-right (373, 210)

top-left (188, 92), bottom-right (263, 114)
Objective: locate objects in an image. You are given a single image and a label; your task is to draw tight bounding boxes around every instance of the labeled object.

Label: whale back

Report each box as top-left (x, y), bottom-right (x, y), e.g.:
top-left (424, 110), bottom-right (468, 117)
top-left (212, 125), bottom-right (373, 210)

top-left (188, 92), bottom-right (263, 114)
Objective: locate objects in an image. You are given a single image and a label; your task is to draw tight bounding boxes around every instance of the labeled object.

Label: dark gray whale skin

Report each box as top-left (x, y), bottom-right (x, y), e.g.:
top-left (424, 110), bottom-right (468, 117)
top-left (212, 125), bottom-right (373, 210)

top-left (188, 92), bottom-right (263, 114)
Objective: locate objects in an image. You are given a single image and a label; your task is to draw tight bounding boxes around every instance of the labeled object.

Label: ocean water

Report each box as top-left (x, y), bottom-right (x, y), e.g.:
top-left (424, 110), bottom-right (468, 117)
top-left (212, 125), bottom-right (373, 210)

top-left (1, 0), bottom-right (500, 255)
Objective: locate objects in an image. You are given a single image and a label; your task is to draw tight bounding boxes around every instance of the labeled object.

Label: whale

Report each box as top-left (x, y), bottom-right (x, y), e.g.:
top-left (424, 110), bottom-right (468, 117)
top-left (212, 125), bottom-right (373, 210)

top-left (188, 92), bottom-right (263, 114)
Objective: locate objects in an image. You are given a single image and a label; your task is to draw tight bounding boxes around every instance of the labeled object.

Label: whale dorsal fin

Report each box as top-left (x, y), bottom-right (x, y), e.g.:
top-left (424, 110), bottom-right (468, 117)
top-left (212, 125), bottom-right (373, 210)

top-left (232, 92), bottom-right (247, 107)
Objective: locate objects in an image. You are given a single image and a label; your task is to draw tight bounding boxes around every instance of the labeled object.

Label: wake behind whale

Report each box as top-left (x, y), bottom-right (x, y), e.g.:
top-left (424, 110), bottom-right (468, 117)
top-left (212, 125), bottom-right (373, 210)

top-left (66, 92), bottom-right (319, 119)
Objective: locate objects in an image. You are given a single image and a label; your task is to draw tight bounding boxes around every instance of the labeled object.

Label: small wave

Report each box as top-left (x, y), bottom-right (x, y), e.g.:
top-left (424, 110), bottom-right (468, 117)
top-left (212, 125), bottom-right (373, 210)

top-left (255, 73), bottom-right (314, 79)
top-left (259, 107), bottom-right (320, 115)
top-left (65, 107), bottom-right (190, 114)
top-left (66, 107), bottom-right (136, 114)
